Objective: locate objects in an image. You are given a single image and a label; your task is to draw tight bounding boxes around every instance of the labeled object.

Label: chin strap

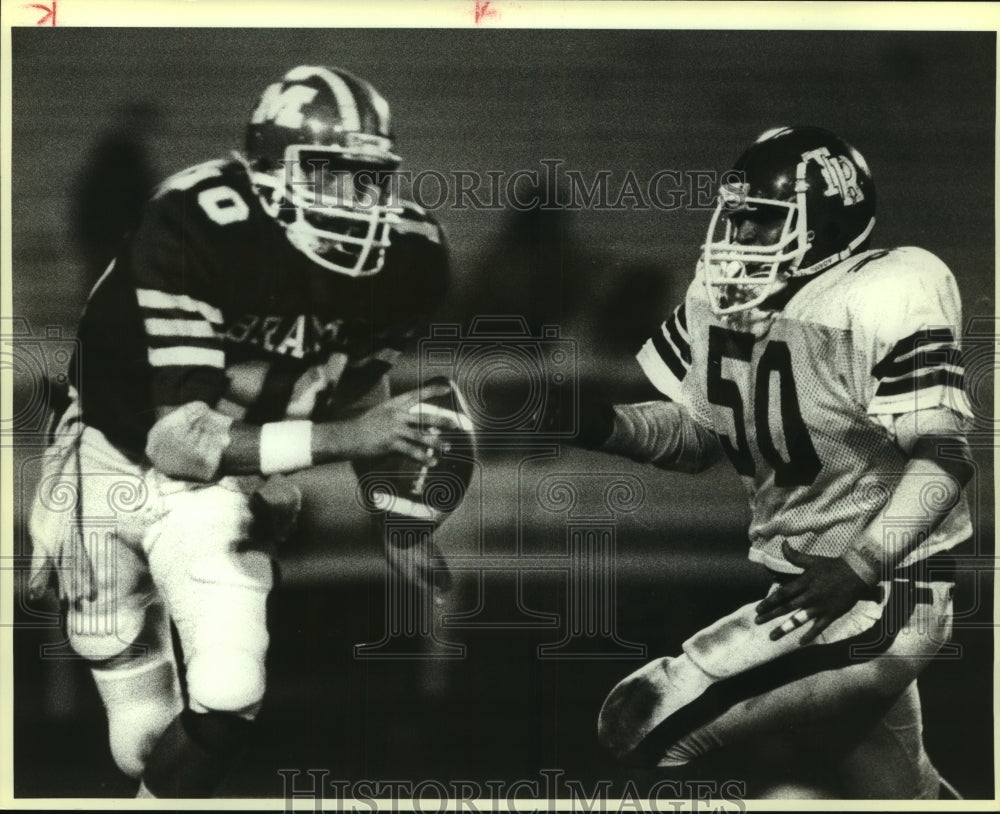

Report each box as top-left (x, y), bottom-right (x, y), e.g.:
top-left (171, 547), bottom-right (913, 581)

top-left (792, 215), bottom-right (876, 278)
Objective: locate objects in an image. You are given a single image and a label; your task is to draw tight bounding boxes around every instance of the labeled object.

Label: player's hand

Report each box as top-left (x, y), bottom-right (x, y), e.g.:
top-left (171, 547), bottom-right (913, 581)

top-left (342, 384), bottom-right (455, 464)
top-left (754, 541), bottom-right (870, 645)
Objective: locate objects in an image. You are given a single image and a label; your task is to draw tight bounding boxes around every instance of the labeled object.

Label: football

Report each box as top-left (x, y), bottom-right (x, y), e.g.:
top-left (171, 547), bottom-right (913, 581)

top-left (353, 376), bottom-right (476, 527)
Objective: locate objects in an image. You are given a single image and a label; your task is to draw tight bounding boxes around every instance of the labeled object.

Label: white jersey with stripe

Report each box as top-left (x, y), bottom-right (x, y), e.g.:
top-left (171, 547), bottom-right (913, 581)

top-left (637, 247), bottom-right (973, 572)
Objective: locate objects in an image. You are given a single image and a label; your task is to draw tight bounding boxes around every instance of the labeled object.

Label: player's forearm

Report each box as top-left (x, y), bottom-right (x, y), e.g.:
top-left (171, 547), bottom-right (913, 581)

top-left (842, 453), bottom-right (971, 585)
top-left (224, 374), bottom-right (395, 474)
top-left (600, 401), bottom-right (723, 474)
top-left (221, 419), bottom-right (364, 475)
top-left (146, 403), bottom-right (361, 479)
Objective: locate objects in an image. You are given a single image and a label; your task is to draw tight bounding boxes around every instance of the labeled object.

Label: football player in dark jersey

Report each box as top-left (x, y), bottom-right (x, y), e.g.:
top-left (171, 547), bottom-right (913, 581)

top-left (566, 127), bottom-right (973, 798)
top-left (29, 65), bottom-right (460, 798)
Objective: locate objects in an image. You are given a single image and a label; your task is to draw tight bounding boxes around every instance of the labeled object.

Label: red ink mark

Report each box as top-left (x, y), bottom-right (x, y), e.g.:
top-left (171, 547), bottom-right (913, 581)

top-left (26, 0), bottom-right (57, 25)
top-left (474, 1), bottom-right (497, 24)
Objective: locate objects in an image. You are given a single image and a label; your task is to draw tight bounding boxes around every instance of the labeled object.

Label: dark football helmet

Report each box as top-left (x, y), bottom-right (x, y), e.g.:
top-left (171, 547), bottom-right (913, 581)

top-left (244, 65), bottom-right (403, 276)
top-left (701, 126), bottom-right (876, 315)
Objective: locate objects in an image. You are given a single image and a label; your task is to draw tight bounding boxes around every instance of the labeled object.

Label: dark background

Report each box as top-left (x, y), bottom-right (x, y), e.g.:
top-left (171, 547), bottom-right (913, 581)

top-left (9, 28), bottom-right (996, 801)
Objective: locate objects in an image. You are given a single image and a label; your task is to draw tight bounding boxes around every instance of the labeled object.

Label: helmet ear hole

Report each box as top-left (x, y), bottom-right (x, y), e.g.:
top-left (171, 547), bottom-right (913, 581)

top-left (818, 221), bottom-right (841, 246)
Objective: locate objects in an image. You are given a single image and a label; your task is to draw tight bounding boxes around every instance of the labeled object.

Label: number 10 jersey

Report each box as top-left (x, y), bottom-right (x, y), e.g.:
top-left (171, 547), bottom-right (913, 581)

top-left (637, 246), bottom-right (974, 573)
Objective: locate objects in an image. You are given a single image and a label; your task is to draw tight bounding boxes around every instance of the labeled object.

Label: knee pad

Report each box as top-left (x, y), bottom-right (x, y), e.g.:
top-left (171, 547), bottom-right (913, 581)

top-left (67, 551), bottom-right (155, 663)
top-left (68, 599), bottom-right (147, 662)
top-left (144, 493), bottom-right (272, 720)
top-left (69, 585), bottom-right (168, 663)
top-left (92, 657), bottom-right (183, 778)
top-left (187, 649), bottom-right (266, 719)
top-left (170, 552), bottom-right (271, 719)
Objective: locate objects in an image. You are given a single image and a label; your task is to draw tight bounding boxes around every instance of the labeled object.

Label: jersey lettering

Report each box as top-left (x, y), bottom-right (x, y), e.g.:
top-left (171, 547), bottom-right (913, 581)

top-left (753, 340), bottom-right (822, 487)
top-left (224, 314), bottom-right (345, 359)
top-left (197, 186), bottom-right (250, 225)
top-left (707, 326), bottom-right (822, 487)
top-left (156, 162), bottom-right (250, 226)
top-left (707, 326), bottom-right (756, 477)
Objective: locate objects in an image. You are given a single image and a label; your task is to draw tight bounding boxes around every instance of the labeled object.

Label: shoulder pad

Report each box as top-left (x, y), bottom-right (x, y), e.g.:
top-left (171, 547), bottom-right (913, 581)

top-left (773, 246), bottom-right (956, 332)
top-left (151, 158), bottom-right (257, 210)
top-left (845, 246), bottom-right (951, 281)
top-left (844, 246), bottom-right (961, 337)
top-left (839, 247), bottom-right (956, 316)
top-left (153, 158), bottom-right (235, 199)
top-left (684, 270), bottom-right (710, 307)
top-left (145, 158), bottom-right (260, 237)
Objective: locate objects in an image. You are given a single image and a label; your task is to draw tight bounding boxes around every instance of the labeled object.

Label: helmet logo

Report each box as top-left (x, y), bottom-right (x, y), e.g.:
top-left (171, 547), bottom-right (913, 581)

top-left (251, 83), bottom-right (319, 129)
top-left (801, 147), bottom-right (865, 205)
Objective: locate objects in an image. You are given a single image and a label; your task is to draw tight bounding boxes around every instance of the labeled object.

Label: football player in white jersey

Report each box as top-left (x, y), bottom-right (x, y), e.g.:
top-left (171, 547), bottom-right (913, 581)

top-left (573, 126), bottom-right (974, 798)
top-left (27, 66), bottom-right (471, 797)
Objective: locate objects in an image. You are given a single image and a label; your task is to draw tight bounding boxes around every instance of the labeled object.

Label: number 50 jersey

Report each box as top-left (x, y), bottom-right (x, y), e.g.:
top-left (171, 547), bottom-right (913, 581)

top-left (637, 247), bottom-right (974, 573)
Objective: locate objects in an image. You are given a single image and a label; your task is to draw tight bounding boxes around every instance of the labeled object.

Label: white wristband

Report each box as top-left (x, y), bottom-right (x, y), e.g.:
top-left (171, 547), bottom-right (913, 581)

top-left (259, 421), bottom-right (313, 474)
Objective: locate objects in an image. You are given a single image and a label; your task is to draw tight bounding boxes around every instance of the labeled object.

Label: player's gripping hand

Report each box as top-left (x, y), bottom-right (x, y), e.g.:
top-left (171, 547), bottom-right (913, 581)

top-left (341, 384), bottom-right (455, 464)
top-left (754, 541), bottom-right (870, 645)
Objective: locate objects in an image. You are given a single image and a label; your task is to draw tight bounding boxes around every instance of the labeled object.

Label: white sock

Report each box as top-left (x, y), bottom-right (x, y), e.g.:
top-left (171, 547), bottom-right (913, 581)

top-left (92, 658), bottom-right (182, 779)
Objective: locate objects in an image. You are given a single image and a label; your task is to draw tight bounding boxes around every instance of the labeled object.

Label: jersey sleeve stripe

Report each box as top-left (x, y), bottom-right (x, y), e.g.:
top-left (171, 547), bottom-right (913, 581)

top-left (876, 363), bottom-right (965, 389)
top-left (891, 340), bottom-right (959, 365)
top-left (651, 323), bottom-right (690, 381)
top-left (136, 288), bottom-right (224, 325)
top-left (874, 368), bottom-right (965, 398)
top-left (665, 310), bottom-right (692, 364)
top-left (137, 306), bottom-right (220, 322)
top-left (148, 347), bottom-right (226, 368)
top-left (144, 318), bottom-right (219, 339)
top-left (868, 384), bottom-right (974, 418)
top-left (146, 335), bottom-right (221, 352)
top-left (872, 346), bottom-right (963, 381)
top-left (871, 328), bottom-right (956, 377)
top-left (636, 338), bottom-right (685, 401)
